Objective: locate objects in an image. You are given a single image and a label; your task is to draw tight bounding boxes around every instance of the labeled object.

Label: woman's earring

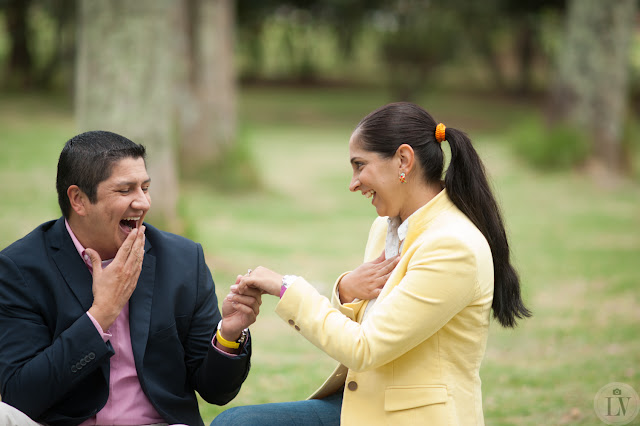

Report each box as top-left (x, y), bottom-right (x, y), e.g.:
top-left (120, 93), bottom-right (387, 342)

top-left (399, 172), bottom-right (406, 183)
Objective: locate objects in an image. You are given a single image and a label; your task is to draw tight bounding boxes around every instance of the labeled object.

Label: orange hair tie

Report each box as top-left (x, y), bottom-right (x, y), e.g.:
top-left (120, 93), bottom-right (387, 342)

top-left (435, 123), bottom-right (446, 143)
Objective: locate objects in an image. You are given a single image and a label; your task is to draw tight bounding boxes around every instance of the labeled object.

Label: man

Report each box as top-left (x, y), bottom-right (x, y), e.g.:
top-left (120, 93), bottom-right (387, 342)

top-left (0, 131), bottom-right (260, 425)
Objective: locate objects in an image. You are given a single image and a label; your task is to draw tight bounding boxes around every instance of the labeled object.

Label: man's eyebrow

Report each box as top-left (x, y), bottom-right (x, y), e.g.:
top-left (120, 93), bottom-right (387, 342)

top-left (115, 178), bottom-right (151, 186)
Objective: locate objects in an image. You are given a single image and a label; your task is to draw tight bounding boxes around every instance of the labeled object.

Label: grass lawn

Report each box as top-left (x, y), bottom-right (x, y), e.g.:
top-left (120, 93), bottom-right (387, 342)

top-left (0, 87), bottom-right (638, 425)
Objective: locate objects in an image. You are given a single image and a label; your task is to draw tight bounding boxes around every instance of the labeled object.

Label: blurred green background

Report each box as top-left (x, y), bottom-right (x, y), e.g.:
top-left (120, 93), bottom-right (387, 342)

top-left (1, 1), bottom-right (639, 425)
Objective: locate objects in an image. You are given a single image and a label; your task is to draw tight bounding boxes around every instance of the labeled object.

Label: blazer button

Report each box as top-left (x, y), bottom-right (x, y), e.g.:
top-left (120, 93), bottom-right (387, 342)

top-left (89, 352), bottom-right (95, 360)
top-left (80, 359), bottom-right (87, 366)
top-left (347, 381), bottom-right (358, 391)
top-left (71, 366), bottom-right (77, 373)
top-left (288, 320), bottom-right (295, 326)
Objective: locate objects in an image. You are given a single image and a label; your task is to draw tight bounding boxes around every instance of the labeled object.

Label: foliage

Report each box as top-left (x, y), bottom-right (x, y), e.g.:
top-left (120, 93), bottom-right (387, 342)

top-left (0, 0), bottom-right (76, 90)
top-left (377, 1), bottom-right (462, 101)
top-left (509, 116), bottom-right (590, 171)
top-left (233, 0), bottom-right (567, 95)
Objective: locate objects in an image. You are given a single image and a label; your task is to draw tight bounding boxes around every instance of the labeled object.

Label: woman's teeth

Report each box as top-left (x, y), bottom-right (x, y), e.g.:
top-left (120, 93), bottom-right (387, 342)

top-left (364, 190), bottom-right (375, 199)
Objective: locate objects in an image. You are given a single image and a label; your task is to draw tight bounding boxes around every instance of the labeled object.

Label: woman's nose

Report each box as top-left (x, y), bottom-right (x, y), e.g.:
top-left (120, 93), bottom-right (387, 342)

top-left (349, 176), bottom-right (359, 192)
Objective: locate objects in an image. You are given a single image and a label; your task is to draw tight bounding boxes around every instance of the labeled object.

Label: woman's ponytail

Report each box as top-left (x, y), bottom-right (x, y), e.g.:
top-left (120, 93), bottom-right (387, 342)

top-left (444, 127), bottom-right (531, 327)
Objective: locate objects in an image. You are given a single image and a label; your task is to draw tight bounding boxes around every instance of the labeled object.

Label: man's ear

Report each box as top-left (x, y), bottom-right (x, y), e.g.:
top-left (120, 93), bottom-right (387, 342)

top-left (67, 185), bottom-right (89, 216)
top-left (396, 144), bottom-right (415, 173)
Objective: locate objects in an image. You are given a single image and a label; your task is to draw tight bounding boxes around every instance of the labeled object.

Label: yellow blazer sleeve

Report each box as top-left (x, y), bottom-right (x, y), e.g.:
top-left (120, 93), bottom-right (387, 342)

top-left (275, 235), bottom-right (478, 372)
top-left (330, 271), bottom-right (367, 322)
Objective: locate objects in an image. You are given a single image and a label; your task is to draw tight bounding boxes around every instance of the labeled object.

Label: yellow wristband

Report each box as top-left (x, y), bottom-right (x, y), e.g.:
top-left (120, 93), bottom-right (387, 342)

top-left (216, 327), bottom-right (240, 349)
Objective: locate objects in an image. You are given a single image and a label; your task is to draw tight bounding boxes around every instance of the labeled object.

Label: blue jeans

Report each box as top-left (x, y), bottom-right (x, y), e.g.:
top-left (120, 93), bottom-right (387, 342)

top-left (211, 391), bottom-right (343, 426)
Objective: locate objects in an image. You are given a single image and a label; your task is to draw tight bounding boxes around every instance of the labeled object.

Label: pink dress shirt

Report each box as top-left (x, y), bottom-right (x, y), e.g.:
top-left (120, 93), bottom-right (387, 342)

top-left (65, 220), bottom-right (165, 426)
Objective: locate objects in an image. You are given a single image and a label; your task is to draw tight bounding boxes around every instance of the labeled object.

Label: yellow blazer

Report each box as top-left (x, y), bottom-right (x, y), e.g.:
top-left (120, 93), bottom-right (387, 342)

top-left (275, 189), bottom-right (494, 425)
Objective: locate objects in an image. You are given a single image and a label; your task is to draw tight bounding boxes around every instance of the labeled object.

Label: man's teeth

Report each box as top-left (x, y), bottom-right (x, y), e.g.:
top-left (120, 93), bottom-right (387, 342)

top-left (121, 217), bottom-right (141, 229)
top-left (364, 190), bottom-right (375, 199)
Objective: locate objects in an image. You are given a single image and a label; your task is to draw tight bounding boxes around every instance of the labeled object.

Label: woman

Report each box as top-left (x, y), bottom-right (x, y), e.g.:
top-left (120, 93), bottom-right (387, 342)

top-left (213, 102), bottom-right (530, 425)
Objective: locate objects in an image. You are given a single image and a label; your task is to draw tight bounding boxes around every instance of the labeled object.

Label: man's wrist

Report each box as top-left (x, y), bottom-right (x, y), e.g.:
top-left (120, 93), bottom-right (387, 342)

top-left (88, 305), bottom-right (117, 332)
top-left (216, 320), bottom-right (247, 349)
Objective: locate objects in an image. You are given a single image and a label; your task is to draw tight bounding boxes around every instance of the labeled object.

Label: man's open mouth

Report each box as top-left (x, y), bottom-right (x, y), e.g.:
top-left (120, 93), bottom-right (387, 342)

top-left (119, 217), bottom-right (140, 232)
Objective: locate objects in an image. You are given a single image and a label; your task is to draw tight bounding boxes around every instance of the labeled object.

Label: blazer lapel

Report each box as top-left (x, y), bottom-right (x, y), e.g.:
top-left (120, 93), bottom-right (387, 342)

top-left (375, 190), bottom-right (455, 303)
top-left (129, 237), bottom-right (156, 370)
top-left (48, 218), bottom-right (94, 311)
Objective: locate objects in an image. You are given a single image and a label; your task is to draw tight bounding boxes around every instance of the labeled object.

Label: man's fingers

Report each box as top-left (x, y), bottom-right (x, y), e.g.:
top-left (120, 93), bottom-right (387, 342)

top-left (238, 286), bottom-right (263, 302)
top-left (125, 227), bottom-right (146, 269)
top-left (85, 248), bottom-right (103, 274)
top-left (230, 295), bottom-right (261, 315)
top-left (232, 302), bottom-right (258, 321)
top-left (113, 228), bottom-right (138, 265)
top-left (134, 225), bottom-right (146, 252)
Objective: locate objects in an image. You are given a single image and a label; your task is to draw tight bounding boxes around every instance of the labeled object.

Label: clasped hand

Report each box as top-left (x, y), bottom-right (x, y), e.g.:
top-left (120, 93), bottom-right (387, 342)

top-left (219, 274), bottom-right (263, 345)
top-left (226, 251), bottom-right (399, 312)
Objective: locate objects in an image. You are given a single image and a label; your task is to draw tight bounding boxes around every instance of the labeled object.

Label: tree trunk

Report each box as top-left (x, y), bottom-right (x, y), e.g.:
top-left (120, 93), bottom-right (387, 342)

top-left (515, 16), bottom-right (535, 95)
top-left (4, 0), bottom-right (33, 89)
top-left (551, 0), bottom-right (636, 177)
top-left (177, 0), bottom-right (236, 181)
top-left (76, 0), bottom-right (180, 230)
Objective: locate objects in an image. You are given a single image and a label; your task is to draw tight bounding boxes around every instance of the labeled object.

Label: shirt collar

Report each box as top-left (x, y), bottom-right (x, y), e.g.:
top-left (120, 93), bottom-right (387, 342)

top-left (386, 214), bottom-right (410, 243)
top-left (398, 218), bottom-right (409, 242)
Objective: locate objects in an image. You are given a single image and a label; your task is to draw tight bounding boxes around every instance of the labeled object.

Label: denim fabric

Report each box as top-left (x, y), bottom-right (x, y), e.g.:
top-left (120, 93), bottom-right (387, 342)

top-left (210, 391), bottom-right (343, 426)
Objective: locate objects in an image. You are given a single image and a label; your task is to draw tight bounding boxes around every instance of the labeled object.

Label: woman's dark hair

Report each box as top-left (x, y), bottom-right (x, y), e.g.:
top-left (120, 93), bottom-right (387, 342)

top-left (353, 102), bottom-right (531, 327)
top-left (56, 130), bottom-right (146, 218)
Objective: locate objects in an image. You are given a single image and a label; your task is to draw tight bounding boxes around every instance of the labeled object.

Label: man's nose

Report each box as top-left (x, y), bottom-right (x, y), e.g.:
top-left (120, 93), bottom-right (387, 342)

top-left (132, 189), bottom-right (151, 210)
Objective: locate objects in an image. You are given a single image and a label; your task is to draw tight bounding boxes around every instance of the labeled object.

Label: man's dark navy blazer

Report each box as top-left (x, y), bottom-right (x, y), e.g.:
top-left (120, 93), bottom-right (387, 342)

top-left (0, 218), bottom-right (251, 426)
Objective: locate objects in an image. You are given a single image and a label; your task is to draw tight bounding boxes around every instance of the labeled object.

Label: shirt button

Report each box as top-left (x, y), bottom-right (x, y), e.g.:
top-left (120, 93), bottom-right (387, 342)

top-left (294, 325), bottom-right (300, 331)
top-left (288, 320), bottom-right (295, 326)
top-left (347, 381), bottom-right (358, 391)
